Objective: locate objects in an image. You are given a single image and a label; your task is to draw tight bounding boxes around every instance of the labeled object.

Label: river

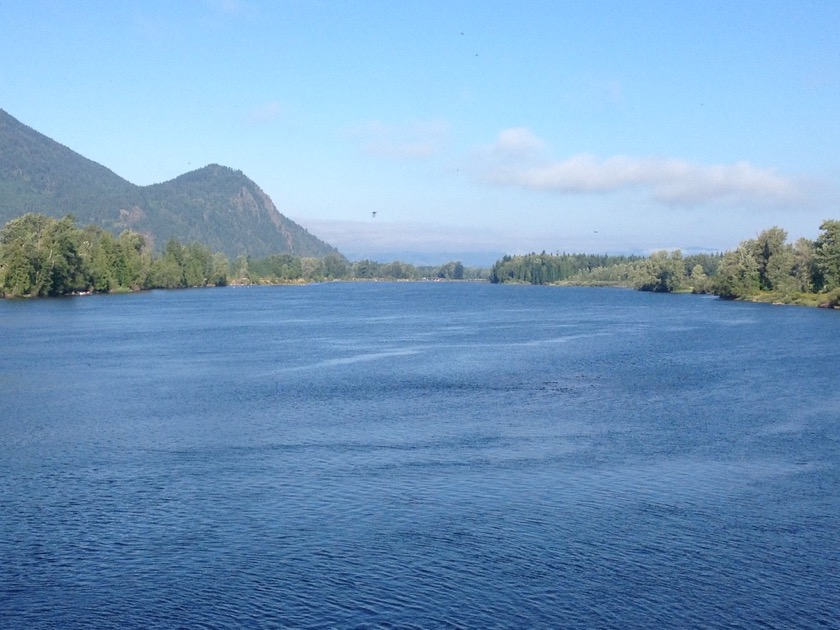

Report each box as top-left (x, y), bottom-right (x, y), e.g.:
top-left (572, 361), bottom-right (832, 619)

top-left (1, 283), bottom-right (838, 628)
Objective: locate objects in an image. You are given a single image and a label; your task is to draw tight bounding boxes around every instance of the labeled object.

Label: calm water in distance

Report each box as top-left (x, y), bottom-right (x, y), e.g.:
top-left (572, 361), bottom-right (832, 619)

top-left (1, 283), bottom-right (839, 629)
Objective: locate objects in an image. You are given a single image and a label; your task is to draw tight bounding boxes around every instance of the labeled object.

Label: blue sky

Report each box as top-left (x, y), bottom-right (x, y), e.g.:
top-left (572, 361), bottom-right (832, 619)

top-left (2, 0), bottom-right (839, 263)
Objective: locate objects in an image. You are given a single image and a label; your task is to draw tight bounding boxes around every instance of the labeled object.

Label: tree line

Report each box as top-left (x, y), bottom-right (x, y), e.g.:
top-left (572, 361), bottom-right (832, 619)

top-left (7, 212), bottom-right (837, 306)
top-left (710, 221), bottom-right (839, 306)
top-left (0, 213), bottom-right (484, 298)
top-left (489, 250), bottom-right (720, 291)
top-left (236, 255), bottom-right (481, 284)
top-left (489, 252), bottom-right (644, 285)
top-left (489, 220), bottom-right (840, 307)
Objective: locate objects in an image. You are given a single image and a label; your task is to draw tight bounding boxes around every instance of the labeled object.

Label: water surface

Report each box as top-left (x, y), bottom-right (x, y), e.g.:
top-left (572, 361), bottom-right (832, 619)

top-left (1, 284), bottom-right (838, 628)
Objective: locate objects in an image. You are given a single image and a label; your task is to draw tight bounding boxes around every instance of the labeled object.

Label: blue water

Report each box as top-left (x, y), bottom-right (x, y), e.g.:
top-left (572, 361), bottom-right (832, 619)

top-left (1, 283), bottom-right (838, 628)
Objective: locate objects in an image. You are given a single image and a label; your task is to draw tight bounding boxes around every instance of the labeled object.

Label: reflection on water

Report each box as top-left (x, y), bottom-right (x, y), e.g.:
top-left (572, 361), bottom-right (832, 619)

top-left (1, 284), bottom-right (838, 628)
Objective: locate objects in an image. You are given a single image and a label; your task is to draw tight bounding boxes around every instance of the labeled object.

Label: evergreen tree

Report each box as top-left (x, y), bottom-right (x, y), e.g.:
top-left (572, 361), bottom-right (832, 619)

top-left (751, 227), bottom-right (795, 292)
top-left (814, 219), bottom-right (840, 291)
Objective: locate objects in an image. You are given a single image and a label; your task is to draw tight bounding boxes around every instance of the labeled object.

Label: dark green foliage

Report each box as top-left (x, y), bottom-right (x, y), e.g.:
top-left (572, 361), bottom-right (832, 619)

top-left (81, 227), bottom-right (118, 292)
top-left (486, 220), bottom-right (839, 306)
top-left (791, 238), bottom-right (817, 293)
top-left (156, 248), bottom-right (482, 287)
top-left (323, 253), bottom-right (350, 280)
top-left (489, 250), bottom-right (723, 291)
top-left (489, 252), bottom-right (643, 285)
top-left (116, 230), bottom-right (152, 290)
top-left (0, 110), bottom-right (339, 259)
top-left (249, 254), bottom-right (304, 282)
top-left (635, 251), bottom-right (686, 293)
top-left (436, 261), bottom-right (465, 280)
top-left (712, 246), bottom-right (760, 299)
top-left (710, 222), bottom-right (839, 303)
top-left (348, 259), bottom-right (417, 280)
top-left (747, 227), bottom-right (796, 292)
top-left (683, 253), bottom-right (722, 278)
top-left (147, 239), bottom-right (227, 289)
top-left (0, 213), bottom-right (228, 297)
top-left (0, 214), bottom-right (88, 296)
top-left (688, 265), bottom-right (710, 294)
top-left (382, 261), bottom-right (415, 280)
top-left (564, 260), bottom-right (641, 286)
top-left (350, 259), bottom-right (378, 279)
top-left (814, 219), bottom-right (840, 291)
top-left (183, 242), bottom-right (215, 287)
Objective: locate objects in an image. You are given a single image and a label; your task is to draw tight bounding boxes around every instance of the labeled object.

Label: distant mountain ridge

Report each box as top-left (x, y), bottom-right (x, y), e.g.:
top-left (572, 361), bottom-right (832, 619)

top-left (0, 109), bottom-right (339, 259)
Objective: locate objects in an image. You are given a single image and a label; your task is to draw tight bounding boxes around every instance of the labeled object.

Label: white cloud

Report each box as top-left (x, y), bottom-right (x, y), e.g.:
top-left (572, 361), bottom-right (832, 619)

top-left (493, 127), bottom-right (546, 153)
top-left (350, 119), bottom-right (450, 159)
top-left (476, 128), bottom-right (803, 207)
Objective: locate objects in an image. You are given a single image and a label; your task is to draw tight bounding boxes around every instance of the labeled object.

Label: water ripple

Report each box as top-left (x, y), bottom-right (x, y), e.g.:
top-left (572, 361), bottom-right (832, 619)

top-left (1, 284), bottom-right (838, 628)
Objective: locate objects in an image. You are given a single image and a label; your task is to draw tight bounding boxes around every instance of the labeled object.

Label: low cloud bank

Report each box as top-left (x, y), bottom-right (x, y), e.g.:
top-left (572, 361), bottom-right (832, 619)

top-left (477, 127), bottom-right (802, 206)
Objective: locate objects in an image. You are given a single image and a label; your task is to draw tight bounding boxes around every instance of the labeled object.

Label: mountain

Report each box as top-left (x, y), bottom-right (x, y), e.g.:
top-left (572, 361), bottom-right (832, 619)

top-left (0, 109), bottom-right (339, 259)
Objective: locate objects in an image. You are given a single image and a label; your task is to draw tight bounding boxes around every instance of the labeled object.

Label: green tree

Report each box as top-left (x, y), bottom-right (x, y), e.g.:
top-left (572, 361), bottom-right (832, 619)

top-left (636, 250), bottom-right (686, 293)
top-left (814, 219), bottom-right (840, 291)
top-left (489, 252), bottom-right (642, 285)
top-left (149, 257), bottom-right (183, 289)
top-left (437, 261), bottom-right (465, 280)
top-left (211, 253), bottom-right (229, 286)
top-left (382, 261), bottom-right (415, 279)
top-left (0, 213), bottom-right (53, 296)
top-left (301, 257), bottom-right (324, 281)
top-left (689, 264), bottom-right (710, 294)
top-left (323, 253), bottom-right (349, 279)
top-left (751, 227), bottom-right (795, 292)
top-left (683, 253), bottom-right (722, 278)
top-left (182, 242), bottom-right (214, 287)
top-left (149, 239), bottom-right (186, 289)
top-left (232, 255), bottom-right (250, 283)
top-left (713, 245), bottom-right (760, 299)
top-left (41, 215), bottom-right (88, 295)
top-left (252, 254), bottom-right (302, 281)
top-left (0, 214), bottom-right (235, 296)
top-left (79, 226), bottom-right (118, 292)
top-left (0, 214), bottom-right (89, 296)
top-left (116, 230), bottom-right (150, 289)
top-left (791, 238), bottom-right (816, 293)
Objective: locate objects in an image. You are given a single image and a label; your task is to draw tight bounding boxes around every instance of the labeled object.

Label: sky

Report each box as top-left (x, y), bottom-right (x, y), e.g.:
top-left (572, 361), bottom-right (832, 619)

top-left (2, 0), bottom-right (839, 264)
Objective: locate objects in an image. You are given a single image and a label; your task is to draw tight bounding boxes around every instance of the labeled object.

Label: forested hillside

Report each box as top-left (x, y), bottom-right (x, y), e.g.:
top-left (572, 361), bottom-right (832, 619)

top-left (0, 109), bottom-right (338, 259)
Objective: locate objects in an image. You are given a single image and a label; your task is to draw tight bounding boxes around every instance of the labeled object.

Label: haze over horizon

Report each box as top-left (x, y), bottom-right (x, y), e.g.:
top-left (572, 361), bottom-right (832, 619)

top-left (2, 1), bottom-right (838, 264)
